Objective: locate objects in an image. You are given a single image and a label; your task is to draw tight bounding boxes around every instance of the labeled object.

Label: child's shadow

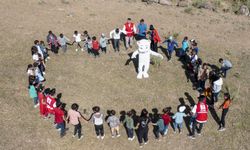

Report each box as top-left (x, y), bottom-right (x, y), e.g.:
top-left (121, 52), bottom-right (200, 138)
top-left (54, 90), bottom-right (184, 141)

top-left (158, 45), bottom-right (169, 59)
top-left (125, 52), bottom-right (138, 73)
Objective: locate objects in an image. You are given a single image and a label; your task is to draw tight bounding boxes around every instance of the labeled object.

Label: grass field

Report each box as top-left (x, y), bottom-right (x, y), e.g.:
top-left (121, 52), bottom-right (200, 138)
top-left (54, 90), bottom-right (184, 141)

top-left (0, 0), bottom-right (250, 150)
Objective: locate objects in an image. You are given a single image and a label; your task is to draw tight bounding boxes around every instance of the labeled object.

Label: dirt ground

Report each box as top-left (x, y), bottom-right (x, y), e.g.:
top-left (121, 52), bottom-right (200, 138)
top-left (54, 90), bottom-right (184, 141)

top-left (0, 0), bottom-right (250, 149)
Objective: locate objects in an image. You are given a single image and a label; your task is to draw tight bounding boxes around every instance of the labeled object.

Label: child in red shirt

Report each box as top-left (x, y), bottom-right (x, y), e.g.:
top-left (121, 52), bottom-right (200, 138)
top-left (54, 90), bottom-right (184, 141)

top-left (54, 102), bottom-right (66, 137)
top-left (37, 84), bottom-right (47, 118)
top-left (161, 107), bottom-right (172, 135)
top-left (92, 36), bottom-right (100, 58)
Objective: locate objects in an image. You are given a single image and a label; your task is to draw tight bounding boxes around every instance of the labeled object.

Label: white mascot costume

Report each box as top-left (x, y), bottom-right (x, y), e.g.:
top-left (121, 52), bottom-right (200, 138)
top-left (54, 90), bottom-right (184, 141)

top-left (131, 39), bottom-right (163, 79)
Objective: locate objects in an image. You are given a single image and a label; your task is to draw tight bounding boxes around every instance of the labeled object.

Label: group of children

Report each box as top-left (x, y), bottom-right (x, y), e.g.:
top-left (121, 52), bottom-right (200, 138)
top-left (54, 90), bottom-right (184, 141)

top-left (26, 17), bottom-right (233, 148)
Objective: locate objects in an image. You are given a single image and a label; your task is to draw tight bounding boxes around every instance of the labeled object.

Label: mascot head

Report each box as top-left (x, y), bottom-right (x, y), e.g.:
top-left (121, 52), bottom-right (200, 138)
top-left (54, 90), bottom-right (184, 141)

top-left (137, 39), bottom-right (151, 53)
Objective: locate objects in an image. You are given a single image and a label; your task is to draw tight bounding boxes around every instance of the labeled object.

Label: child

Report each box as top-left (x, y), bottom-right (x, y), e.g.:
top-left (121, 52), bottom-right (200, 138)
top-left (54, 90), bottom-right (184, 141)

top-left (92, 36), bottom-right (100, 58)
top-left (161, 107), bottom-right (172, 135)
top-left (110, 28), bottom-right (123, 52)
top-left (58, 33), bottom-right (70, 53)
top-left (54, 102), bottom-right (66, 137)
top-left (29, 84), bottom-right (39, 108)
top-left (73, 30), bottom-right (83, 52)
top-left (107, 110), bottom-right (120, 138)
top-left (172, 106), bottom-right (187, 133)
top-left (137, 109), bottom-right (150, 148)
top-left (181, 36), bottom-right (189, 57)
top-left (46, 88), bottom-right (57, 122)
top-left (90, 106), bottom-right (105, 139)
top-left (37, 84), bottom-right (47, 118)
top-left (99, 33), bottom-right (108, 54)
top-left (39, 41), bottom-right (50, 60)
top-left (47, 31), bottom-right (59, 54)
top-left (86, 36), bottom-right (93, 55)
top-left (218, 93), bottom-right (232, 131)
top-left (163, 36), bottom-right (178, 61)
top-left (153, 115), bottom-right (165, 140)
top-left (123, 111), bottom-right (135, 141)
top-left (67, 103), bottom-right (87, 140)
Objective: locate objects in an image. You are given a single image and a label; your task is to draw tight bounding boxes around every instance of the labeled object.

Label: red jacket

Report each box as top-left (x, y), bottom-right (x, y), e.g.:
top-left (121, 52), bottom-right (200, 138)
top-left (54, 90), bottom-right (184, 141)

top-left (196, 102), bottom-right (208, 123)
top-left (124, 22), bottom-right (135, 37)
top-left (54, 108), bottom-right (64, 124)
top-left (162, 113), bottom-right (171, 125)
top-left (92, 40), bottom-right (100, 51)
top-left (152, 29), bottom-right (161, 43)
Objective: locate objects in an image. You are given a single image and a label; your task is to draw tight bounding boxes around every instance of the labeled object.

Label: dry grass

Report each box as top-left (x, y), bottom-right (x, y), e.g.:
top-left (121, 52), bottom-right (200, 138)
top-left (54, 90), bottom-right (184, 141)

top-left (0, 0), bottom-right (250, 150)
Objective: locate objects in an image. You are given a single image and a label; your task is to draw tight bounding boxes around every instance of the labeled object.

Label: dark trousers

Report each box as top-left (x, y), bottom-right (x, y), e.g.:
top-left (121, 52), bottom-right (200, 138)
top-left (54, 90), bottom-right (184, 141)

top-left (101, 47), bottom-right (107, 53)
top-left (151, 40), bottom-right (158, 52)
top-left (56, 122), bottom-right (65, 136)
top-left (94, 124), bottom-right (104, 136)
top-left (92, 49), bottom-right (100, 58)
top-left (74, 123), bottom-right (82, 138)
top-left (198, 80), bottom-right (206, 90)
top-left (167, 49), bottom-right (174, 60)
top-left (51, 44), bottom-right (58, 54)
top-left (88, 48), bottom-right (92, 54)
top-left (220, 108), bottom-right (229, 128)
top-left (138, 128), bottom-right (148, 144)
top-left (191, 120), bottom-right (204, 136)
top-left (221, 67), bottom-right (231, 78)
top-left (114, 39), bottom-right (120, 52)
top-left (212, 92), bottom-right (220, 104)
top-left (127, 128), bottom-right (134, 138)
top-left (153, 126), bottom-right (164, 139)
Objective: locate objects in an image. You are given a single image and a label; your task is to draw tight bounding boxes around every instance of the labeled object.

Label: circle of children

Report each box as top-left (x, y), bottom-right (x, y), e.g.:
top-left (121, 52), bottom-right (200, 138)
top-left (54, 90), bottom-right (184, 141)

top-left (27, 18), bottom-right (233, 148)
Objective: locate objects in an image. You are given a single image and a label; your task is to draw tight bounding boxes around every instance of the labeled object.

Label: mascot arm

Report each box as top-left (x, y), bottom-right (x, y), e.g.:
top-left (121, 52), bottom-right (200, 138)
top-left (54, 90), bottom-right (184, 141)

top-left (150, 50), bottom-right (164, 59)
top-left (131, 50), bottom-right (139, 59)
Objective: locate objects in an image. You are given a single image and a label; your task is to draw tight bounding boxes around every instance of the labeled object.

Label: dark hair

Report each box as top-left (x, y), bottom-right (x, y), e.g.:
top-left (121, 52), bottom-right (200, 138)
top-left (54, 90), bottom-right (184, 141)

top-left (34, 40), bottom-right (39, 45)
top-left (127, 111), bottom-right (132, 117)
top-left (162, 107), bottom-right (170, 113)
top-left (37, 84), bottom-right (44, 92)
top-left (224, 93), bottom-right (230, 100)
top-left (71, 103), bottom-right (79, 111)
top-left (131, 109), bottom-right (136, 116)
top-left (219, 58), bottom-right (223, 63)
top-left (59, 33), bottom-right (63, 37)
top-left (48, 30), bottom-right (52, 34)
top-left (40, 41), bottom-right (45, 44)
top-left (115, 28), bottom-right (119, 33)
top-left (199, 95), bottom-right (206, 102)
top-left (31, 46), bottom-right (38, 55)
top-left (92, 106), bottom-right (100, 112)
top-left (33, 62), bottom-right (38, 67)
top-left (27, 64), bottom-right (33, 71)
top-left (149, 25), bottom-right (154, 30)
top-left (50, 88), bottom-right (56, 96)
top-left (74, 30), bottom-right (78, 34)
top-left (84, 30), bottom-right (88, 34)
top-left (140, 19), bottom-right (144, 23)
top-left (140, 108), bottom-right (148, 117)
top-left (111, 110), bottom-right (116, 115)
top-left (184, 36), bottom-right (188, 40)
top-left (127, 18), bottom-right (131, 21)
top-left (56, 102), bottom-right (62, 108)
top-left (152, 108), bottom-right (158, 114)
top-left (92, 36), bottom-right (96, 40)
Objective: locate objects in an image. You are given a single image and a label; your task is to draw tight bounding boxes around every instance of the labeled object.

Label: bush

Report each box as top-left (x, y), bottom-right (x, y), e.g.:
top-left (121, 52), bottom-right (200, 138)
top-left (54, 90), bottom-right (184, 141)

top-left (192, 0), bottom-right (206, 8)
top-left (184, 7), bottom-right (194, 14)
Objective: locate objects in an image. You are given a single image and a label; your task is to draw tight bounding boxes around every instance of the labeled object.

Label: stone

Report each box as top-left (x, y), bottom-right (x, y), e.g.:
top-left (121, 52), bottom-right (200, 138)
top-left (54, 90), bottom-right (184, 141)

top-left (238, 5), bottom-right (249, 16)
top-left (159, 0), bottom-right (172, 5)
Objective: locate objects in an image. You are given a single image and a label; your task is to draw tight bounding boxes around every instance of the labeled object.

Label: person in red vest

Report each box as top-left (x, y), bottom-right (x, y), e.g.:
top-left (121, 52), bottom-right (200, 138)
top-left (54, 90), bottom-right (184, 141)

top-left (46, 88), bottom-right (57, 123)
top-left (189, 95), bottom-right (208, 139)
top-left (92, 36), bottom-right (100, 58)
top-left (149, 25), bottom-right (161, 52)
top-left (123, 18), bottom-right (136, 50)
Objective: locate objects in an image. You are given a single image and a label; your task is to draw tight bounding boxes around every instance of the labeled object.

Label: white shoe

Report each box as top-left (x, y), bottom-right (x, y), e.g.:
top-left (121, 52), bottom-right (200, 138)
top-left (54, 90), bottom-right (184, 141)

top-left (57, 128), bottom-right (61, 131)
top-left (112, 135), bottom-right (115, 138)
top-left (128, 138), bottom-right (131, 141)
top-left (218, 128), bottom-right (226, 131)
top-left (144, 142), bottom-right (148, 145)
top-left (137, 73), bottom-right (143, 79)
top-left (78, 135), bottom-right (83, 140)
top-left (101, 135), bottom-right (105, 139)
top-left (43, 72), bottom-right (46, 75)
top-left (143, 73), bottom-right (149, 78)
top-left (81, 48), bottom-right (84, 51)
top-left (75, 49), bottom-right (78, 52)
top-left (47, 57), bottom-right (50, 59)
top-left (116, 134), bottom-right (121, 137)
top-left (131, 136), bottom-right (135, 141)
top-left (72, 134), bottom-right (76, 138)
top-left (97, 136), bottom-right (100, 139)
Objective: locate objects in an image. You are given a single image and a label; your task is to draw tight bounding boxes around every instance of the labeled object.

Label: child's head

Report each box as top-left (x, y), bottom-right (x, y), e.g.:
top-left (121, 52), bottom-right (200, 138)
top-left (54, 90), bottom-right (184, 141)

top-left (149, 25), bottom-right (154, 31)
top-left (40, 41), bottom-right (45, 45)
top-left (87, 36), bottom-right (91, 40)
top-left (115, 28), bottom-right (119, 34)
top-left (71, 103), bottom-right (79, 111)
top-left (127, 17), bottom-right (132, 23)
top-left (50, 88), bottom-right (56, 96)
top-left (31, 46), bottom-right (38, 53)
top-left (140, 19), bottom-right (144, 24)
top-left (127, 111), bottom-right (133, 117)
top-left (33, 62), bottom-right (38, 68)
top-left (162, 107), bottom-right (170, 114)
top-left (101, 33), bottom-right (105, 37)
top-left (83, 30), bottom-right (88, 35)
top-left (219, 58), bottom-right (223, 63)
top-left (27, 64), bottom-right (33, 70)
top-left (140, 108), bottom-right (148, 117)
top-left (34, 40), bottom-right (39, 45)
top-left (131, 109), bottom-right (136, 116)
top-left (198, 95), bottom-right (206, 103)
top-left (184, 36), bottom-right (188, 41)
top-left (224, 93), bottom-right (230, 100)
top-left (44, 88), bottom-right (51, 95)
top-left (48, 30), bottom-right (52, 34)
top-left (152, 108), bottom-right (158, 114)
top-left (92, 106), bottom-right (100, 113)
top-left (59, 33), bottom-right (64, 38)
top-left (110, 110), bottom-right (116, 116)
top-left (74, 30), bottom-right (78, 35)
top-left (92, 36), bottom-right (96, 41)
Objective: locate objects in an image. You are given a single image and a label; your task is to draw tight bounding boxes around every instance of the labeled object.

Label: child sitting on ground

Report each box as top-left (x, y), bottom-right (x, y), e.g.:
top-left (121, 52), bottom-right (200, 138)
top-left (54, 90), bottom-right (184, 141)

top-left (107, 110), bottom-right (120, 138)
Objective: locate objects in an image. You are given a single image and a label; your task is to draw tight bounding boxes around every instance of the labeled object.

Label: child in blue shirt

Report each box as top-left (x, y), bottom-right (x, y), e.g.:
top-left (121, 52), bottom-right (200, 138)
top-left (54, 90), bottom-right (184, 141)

top-left (163, 36), bottom-right (178, 61)
top-left (172, 106), bottom-right (187, 133)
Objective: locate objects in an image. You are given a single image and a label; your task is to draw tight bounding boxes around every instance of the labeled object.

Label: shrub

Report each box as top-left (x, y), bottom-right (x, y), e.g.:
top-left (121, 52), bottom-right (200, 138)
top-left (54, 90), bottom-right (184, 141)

top-left (184, 7), bottom-right (194, 14)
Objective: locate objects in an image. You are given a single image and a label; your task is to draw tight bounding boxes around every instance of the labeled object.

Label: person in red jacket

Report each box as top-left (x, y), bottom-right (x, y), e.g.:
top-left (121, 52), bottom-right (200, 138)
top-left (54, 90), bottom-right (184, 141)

top-left (149, 25), bottom-right (161, 52)
top-left (92, 36), bottom-right (100, 58)
top-left (37, 84), bottom-right (47, 118)
top-left (46, 88), bottom-right (57, 122)
top-left (161, 107), bottom-right (172, 135)
top-left (54, 102), bottom-right (66, 137)
top-left (123, 18), bottom-right (136, 49)
top-left (189, 95), bottom-right (208, 139)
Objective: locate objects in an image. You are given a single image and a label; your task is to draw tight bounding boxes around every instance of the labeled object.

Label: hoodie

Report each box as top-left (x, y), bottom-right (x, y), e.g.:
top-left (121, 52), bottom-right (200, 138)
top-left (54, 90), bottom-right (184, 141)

top-left (212, 78), bottom-right (223, 93)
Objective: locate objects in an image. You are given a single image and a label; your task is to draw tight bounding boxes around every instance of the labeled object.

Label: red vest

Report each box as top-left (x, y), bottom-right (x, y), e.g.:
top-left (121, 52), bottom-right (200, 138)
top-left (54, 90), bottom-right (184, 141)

top-left (46, 95), bottom-right (56, 112)
top-left (124, 22), bottom-right (134, 37)
top-left (196, 102), bottom-right (208, 123)
top-left (92, 40), bottom-right (100, 51)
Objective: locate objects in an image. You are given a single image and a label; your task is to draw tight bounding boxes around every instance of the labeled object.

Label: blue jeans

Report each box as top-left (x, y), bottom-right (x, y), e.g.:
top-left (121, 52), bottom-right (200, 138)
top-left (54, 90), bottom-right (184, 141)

top-left (221, 67), bottom-right (231, 78)
top-left (174, 122), bottom-right (183, 131)
top-left (33, 97), bottom-right (38, 105)
top-left (212, 92), bottom-right (220, 104)
top-left (114, 39), bottom-right (120, 52)
top-left (127, 128), bottom-right (134, 138)
top-left (163, 125), bottom-right (169, 135)
top-left (56, 122), bottom-right (65, 137)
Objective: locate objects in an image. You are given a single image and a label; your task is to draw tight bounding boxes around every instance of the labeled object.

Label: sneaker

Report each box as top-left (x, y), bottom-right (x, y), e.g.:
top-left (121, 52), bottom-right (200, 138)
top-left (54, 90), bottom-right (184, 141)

top-left (116, 134), bottom-right (121, 137)
top-left (197, 133), bottom-right (201, 136)
top-left (218, 128), bottom-right (226, 131)
top-left (179, 131), bottom-right (182, 134)
top-left (101, 135), bottom-right (105, 139)
top-left (78, 135), bottom-right (83, 140)
top-left (111, 135), bottom-right (115, 138)
top-left (81, 48), bottom-right (84, 51)
top-left (128, 138), bottom-right (131, 141)
top-left (47, 57), bottom-right (50, 59)
top-left (144, 142), bottom-right (148, 145)
top-left (72, 134), bottom-right (76, 138)
top-left (43, 72), bottom-right (46, 75)
top-left (139, 144), bottom-right (143, 148)
top-left (57, 128), bottom-right (61, 131)
top-left (131, 136), bottom-right (135, 141)
top-left (188, 135), bottom-right (196, 139)
top-left (97, 136), bottom-right (100, 139)
top-left (75, 49), bottom-right (78, 52)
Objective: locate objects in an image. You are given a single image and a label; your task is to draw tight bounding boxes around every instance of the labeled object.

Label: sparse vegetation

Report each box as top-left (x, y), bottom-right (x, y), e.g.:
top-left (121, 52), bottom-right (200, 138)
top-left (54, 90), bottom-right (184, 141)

top-left (184, 7), bottom-right (194, 14)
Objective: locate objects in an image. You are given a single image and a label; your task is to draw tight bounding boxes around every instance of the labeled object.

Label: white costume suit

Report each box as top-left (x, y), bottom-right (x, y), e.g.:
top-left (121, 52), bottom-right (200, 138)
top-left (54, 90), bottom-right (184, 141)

top-left (131, 39), bottom-right (163, 79)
